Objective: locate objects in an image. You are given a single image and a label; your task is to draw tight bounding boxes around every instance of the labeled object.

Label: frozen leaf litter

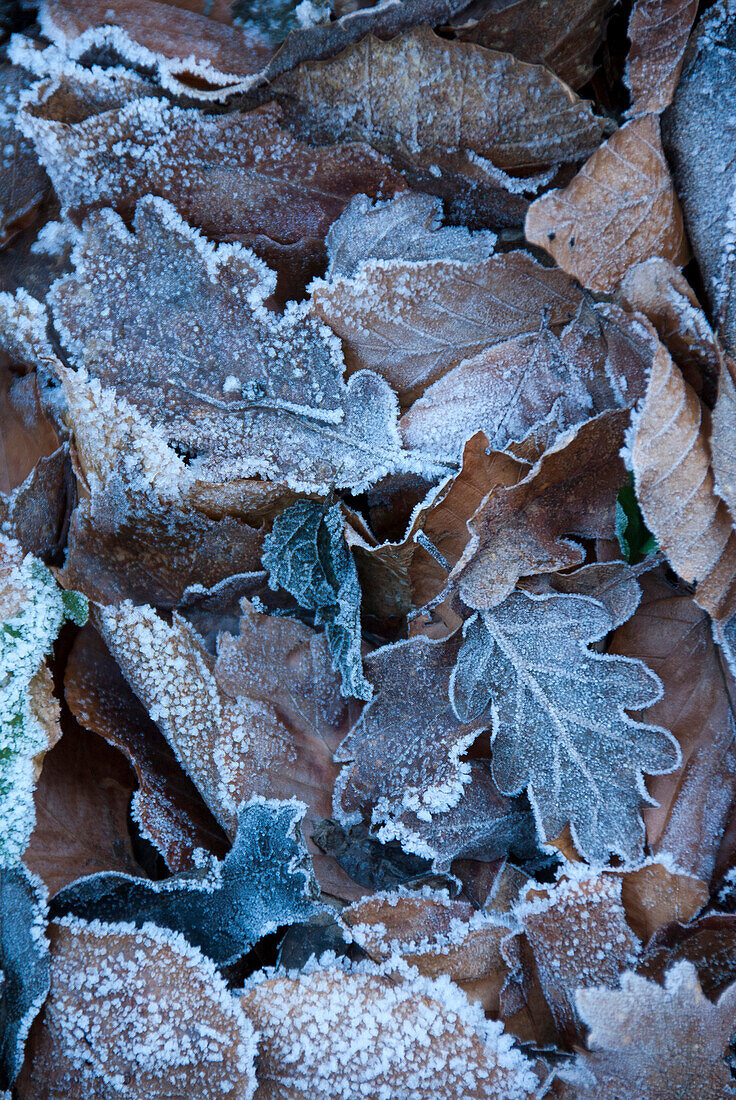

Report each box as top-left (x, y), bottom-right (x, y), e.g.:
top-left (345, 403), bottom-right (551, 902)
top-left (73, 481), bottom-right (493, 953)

top-left (1, 1), bottom-right (736, 1097)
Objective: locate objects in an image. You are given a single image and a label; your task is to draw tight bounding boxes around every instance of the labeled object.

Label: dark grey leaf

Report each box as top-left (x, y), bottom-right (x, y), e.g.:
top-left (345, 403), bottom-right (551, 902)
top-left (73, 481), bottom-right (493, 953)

top-left (49, 798), bottom-right (321, 967)
top-left (0, 864), bottom-right (49, 1091)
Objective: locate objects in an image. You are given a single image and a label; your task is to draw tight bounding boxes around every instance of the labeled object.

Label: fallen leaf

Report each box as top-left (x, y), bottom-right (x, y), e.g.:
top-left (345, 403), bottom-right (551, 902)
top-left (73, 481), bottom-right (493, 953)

top-left (630, 340), bottom-right (736, 622)
top-left (0, 363), bottom-right (59, 494)
top-left (567, 962), bottom-right (736, 1099)
top-left (50, 798), bottom-right (321, 965)
top-left (662, 3), bottom-right (736, 353)
top-left (16, 916), bottom-right (257, 1099)
top-left (610, 570), bottom-right (736, 880)
top-left (450, 590), bottom-right (680, 862)
top-left (64, 625), bottom-right (229, 872)
top-left (49, 195), bottom-right (434, 494)
top-left (525, 114), bottom-right (688, 293)
top-left (1, 444), bottom-right (74, 564)
top-left (310, 818), bottom-right (435, 891)
top-left (626, 0), bottom-right (699, 116)
top-left (239, 955), bottom-right (538, 1099)
top-left (0, 863), bottom-right (49, 1093)
top-left (24, 723), bottom-right (143, 896)
top-left (636, 912), bottom-right (736, 997)
top-left (454, 0), bottom-right (614, 89)
top-left (311, 250), bottom-right (584, 406)
top-left (0, 63), bottom-right (49, 247)
top-left (712, 357), bottom-right (736, 520)
top-left (449, 410), bottom-right (629, 611)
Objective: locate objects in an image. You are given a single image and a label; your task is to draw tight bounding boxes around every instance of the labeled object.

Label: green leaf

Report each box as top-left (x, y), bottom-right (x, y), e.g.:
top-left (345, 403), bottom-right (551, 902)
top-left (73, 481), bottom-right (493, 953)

top-left (262, 500), bottom-right (373, 700)
top-left (616, 472), bottom-right (658, 563)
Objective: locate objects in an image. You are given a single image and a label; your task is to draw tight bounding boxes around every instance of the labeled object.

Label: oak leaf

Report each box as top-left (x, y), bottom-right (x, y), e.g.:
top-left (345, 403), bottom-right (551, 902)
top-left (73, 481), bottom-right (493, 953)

top-left (450, 591), bottom-right (680, 862)
top-left (626, 0), bottom-right (699, 116)
top-left (525, 114), bottom-right (688, 293)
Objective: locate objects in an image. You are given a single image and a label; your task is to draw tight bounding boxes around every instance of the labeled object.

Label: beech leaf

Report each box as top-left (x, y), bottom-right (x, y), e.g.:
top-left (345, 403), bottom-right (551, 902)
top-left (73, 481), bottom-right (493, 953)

top-left (449, 591), bottom-right (680, 863)
top-left (262, 500), bottom-right (372, 700)
top-left (625, 0), bottom-right (699, 116)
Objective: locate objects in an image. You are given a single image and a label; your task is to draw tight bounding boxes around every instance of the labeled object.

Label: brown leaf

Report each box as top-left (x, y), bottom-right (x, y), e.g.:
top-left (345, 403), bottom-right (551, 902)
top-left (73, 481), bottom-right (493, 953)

top-left (0, 366), bottom-right (59, 495)
top-left (609, 571), bottom-right (736, 880)
top-left (0, 63), bottom-right (49, 247)
top-left (618, 257), bottom-right (722, 403)
top-left (454, 0), bottom-right (614, 89)
top-left (275, 26), bottom-right (610, 220)
top-left (712, 357), bottom-right (736, 520)
top-left (636, 913), bottom-right (736, 998)
top-left (626, 0), bottom-right (698, 116)
top-left (310, 251), bottom-right (584, 406)
top-left (525, 115), bottom-right (688, 293)
top-left (568, 963), bottom-right (736, 1099)
top-left (630, 341), bottom-right (736, 622)
top-left (620, 860), bottom-right (708, 942)
top-left (239, 957), bottom-right (537, 1100)
top-left (64, 625), bottom-right (229, 872)
top-left (400, 300), bottom-right (653, 463)
top-left (341, 887), bottom-right (514, 1011)
top-left (17, 916), bottom-right (257, 1099)
top-left (24, 723), bottom-right (143, 897)
top-left (450, 410), bottom-right (629, 610)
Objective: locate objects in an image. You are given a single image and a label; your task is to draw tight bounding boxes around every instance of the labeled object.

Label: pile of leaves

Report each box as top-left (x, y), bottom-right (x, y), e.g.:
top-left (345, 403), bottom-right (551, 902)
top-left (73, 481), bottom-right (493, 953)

top-left (2, 0), bottom-right (736, 1096)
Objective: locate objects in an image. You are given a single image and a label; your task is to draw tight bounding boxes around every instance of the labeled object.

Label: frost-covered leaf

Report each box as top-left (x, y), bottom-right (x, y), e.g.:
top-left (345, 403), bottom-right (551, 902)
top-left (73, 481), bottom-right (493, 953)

top-left (0, 63), bottom-right (49, 247)
top-left (310, 251), bottom-right (584, 406)
top-left (636, 912), bottom-right (736, 996)
top-left (324, 192), bottom-right (496, 280)
top-left (16, 916), bottom-right (257, 1099)
top-left (341, 887), bottom-right (514, 1011)
top-left (0, 864), bottom-right (49, 1092)
top-left (662, 3), bottom-right (736, 354)
top-left (626, 0), bottom-right (698, 116)
top-left (455, 0), bottom-right (614, 89)
top-left (0, 535), bottom-right (87, 867)
top-left (610, 570), bottom-right (736, 880)
top-left (1, 444), bottom-right (73, 566)
top-left (0, 361), bottom-right (59, 497)
top-left (450, 590), bottom-right (680, 863)
top-left (262, 500), bottom-right (372, 700)
top-left (712, 357), bottom-right (736, 520)
top-left (567, 963), bottom-right (736, 1099)
top-left (51, 798), bottom-right (321, 965)
top-left (239, 955), bottom-right (538, 1099)
top-left (616, 473), bottom-right (658, 564)
top-left (49, 195), bottom-right (432, 494)
top-left (64, 625), bottom-right (228, 873)
top-left (19, 74), bottom-right (406, 297)
top-left (449, 410), bottom-right (630, 611)
top-left (24, 724), bottom-right (143, 897)
top-left (400, 301), bottom-right (653, 464)
top-left (310, 818), bottom-right (436, 891)
top-left (526, 115), bottom-right (688, 293)
top-left (518, 560), bottom-right (643, 632)
top-left (630, 339), bottom-right (736, 622)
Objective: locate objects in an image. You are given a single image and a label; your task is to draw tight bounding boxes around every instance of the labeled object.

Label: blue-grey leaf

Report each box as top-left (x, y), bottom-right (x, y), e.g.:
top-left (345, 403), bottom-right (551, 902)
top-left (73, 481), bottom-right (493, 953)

top-left (262, 500), bottom-right (373, 700)
top-left (49, 798), bottom-right (322, 966)
top-left (0, 864), bottom-right (49, 1091)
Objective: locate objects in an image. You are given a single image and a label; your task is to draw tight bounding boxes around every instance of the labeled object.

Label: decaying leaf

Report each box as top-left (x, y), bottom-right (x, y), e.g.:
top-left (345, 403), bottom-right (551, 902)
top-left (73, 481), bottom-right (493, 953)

top-left (325, 192), bottom-right (497, 280)
top-left (49, 195), bottom-right (434, 494)
top-left (16, 916), bottom-right (258, 1099)
top-left (610, 571), bottom-right (736, 880)
top-left (0, 864), bottom-right (49, 1093)
top-left (51, 798), bottom-right (321, 965)
top-left (310, 247), bottom-right (584, 406)
top-left (262, 500), bottom-right (371, 700)
top-left (662, 2), bottom-right (736, 353)
top-left (0, 535), bottom-right (87, 866)
top-left (630, 340), bottom-right (736, 622)
top-left (24, 724), bottom-right (143, 897)
top-left (0, 63), bottom-right (49, 247)
top-left (239, 955), bottom-right (538, 1099)
top-left (626, 0), bottom-right (699, 116)
top-left (636, 912), bottom-right (736, 996)
top-left (450, 590), bottom-right (680, 862)
top-left (567, 963), bottom-right (736, 1098)
top-left (525, 114), bottom-right (688, 292)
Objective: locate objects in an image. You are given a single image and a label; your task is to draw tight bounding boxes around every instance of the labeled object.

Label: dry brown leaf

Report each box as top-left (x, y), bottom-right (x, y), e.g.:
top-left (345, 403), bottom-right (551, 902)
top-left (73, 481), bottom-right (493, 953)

top-left (24, 723), bottom-right (144, 897)
top-left (0, 366), bottom-right (59, 495)
top-left (626, 0), bottom-right (699, 116)
top-left (712, 357), bottom-right (736, 520)
top-left (17, 916), bottom-right (257, 1100)
top-left (239, 957), bottom-right (537, 1099)
top-left (454, 0), bottom-right (614, 88)
top-left (609, 571), bottom-right (736, 880)
top-left (341, 887), bottom-right (514, 1011)
top-left (618, 257), bottom-right (722, 402)
top-left (525, 114), bottom-right (688, 293)
top-left (64, 625), bottom-right (229, 873)
top-left (449, 410), bottom-right (629, 610)
top-left (400, 300), bottom-right (653, 463)
top-left (310, 251), bottom-right (584, 406)
top-left (0, 445), bottom-right (73, 564)
top-left (630, 341), bottom-right (736, 622)
top-left (566, 963), bottom-right (736, 1099)
top-left (0, 63), bottom-right (49, 247)
top-left (620, 860), bottom-right (707, 943)
top-left (636, 912), bottom-right (736, 997)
